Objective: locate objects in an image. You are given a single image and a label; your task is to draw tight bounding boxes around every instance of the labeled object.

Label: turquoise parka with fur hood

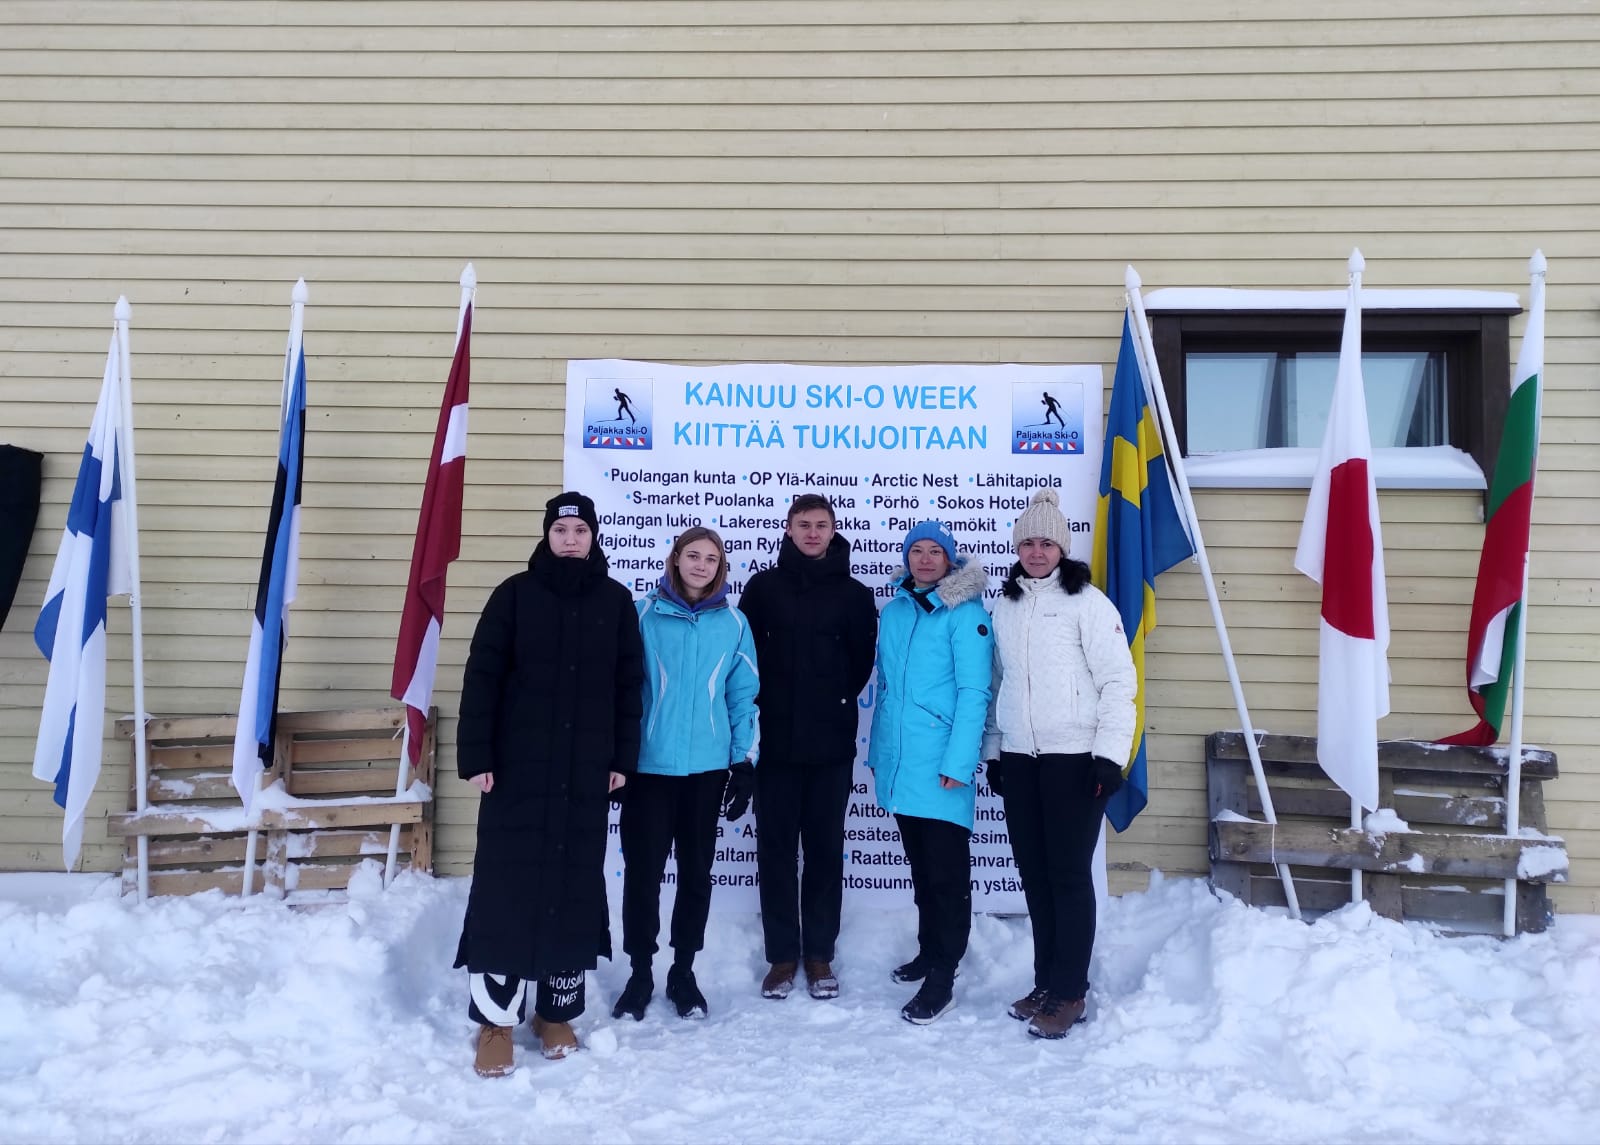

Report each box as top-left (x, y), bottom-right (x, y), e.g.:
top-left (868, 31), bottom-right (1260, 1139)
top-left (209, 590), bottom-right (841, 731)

top-left (866, 553), bottom-right (993, 830)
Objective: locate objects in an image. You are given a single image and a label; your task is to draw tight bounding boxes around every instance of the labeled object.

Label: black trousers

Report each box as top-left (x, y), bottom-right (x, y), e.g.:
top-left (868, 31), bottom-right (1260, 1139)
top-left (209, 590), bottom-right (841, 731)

top-left (755, 761), bottom-right (853, 963)
top-left (1000, 751), bottom-right (1110, 1000)
top-left (468, 970), bottom-right (585, 1026)
top-left (619, 769), bottom-right (727, 967)
top-left (894, 813), bottom-right (972, 980)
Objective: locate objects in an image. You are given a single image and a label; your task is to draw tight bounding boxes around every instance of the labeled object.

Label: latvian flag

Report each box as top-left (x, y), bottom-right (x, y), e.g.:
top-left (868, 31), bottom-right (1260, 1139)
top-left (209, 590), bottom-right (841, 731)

top-left (392, 277), bottom-right (473, 766)
top-left (232, 285), bottom-right (308, 813)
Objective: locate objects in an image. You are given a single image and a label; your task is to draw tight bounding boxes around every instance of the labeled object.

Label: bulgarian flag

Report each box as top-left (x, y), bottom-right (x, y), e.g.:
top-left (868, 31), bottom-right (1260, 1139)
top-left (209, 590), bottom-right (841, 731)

top-left (1440, 253), bottom-right (1545, 748)
top-left (1293, 251), bottom-right (1390, 814)
top-left (391, 266), bottom-right (475, 766)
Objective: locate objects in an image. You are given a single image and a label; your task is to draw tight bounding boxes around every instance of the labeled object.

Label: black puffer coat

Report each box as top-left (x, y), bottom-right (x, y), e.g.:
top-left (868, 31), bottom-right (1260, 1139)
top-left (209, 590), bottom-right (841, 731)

top-left (738, 534), bottom-right (878, 769)
top-left (454, 541), bottom-right (644, 979)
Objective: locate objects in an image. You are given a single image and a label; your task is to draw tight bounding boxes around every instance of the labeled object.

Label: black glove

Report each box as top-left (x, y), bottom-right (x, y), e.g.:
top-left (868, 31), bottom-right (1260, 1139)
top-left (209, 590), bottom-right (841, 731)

top-left (722, 760), bottom-right (755, 821)
top-left (984, 759), bottom-right (1004, 797)
top-left (1090, 756), bottom-right (1125, 800)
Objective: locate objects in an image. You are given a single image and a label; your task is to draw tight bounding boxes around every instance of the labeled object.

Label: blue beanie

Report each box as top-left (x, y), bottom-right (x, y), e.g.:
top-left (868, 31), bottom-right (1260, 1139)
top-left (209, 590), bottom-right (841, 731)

top-left (901, 519), bottom-right (960, 566)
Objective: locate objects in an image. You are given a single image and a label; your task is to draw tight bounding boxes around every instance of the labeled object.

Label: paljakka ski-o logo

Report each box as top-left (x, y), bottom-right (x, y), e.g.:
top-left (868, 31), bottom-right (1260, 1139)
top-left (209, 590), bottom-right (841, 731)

top-left (582, 377), bottom-right (653, 450)
top-left (1009, 380), bottom-right (1085, 454)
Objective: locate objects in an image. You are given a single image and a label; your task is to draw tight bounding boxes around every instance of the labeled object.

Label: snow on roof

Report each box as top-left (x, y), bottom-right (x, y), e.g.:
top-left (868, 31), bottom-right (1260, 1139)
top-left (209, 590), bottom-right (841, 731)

top-left (1143, 287), bottom-right (1522, 312)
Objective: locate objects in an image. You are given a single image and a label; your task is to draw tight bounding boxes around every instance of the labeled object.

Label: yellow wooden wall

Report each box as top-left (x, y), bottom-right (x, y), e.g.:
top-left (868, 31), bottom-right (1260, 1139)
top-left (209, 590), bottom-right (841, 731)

top-left (1, 1), bottom-right (1596, 908)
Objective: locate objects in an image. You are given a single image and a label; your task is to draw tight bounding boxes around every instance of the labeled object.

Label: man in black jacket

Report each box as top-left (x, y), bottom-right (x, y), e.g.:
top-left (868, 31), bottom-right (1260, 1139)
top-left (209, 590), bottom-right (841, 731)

top-left (738, 494), bottom-right (878, 1001)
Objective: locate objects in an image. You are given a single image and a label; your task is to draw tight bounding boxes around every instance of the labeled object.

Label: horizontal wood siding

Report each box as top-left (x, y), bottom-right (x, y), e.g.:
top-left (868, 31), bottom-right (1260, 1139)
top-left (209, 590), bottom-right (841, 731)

top-left (1, 1), bottom-right (1596, 909)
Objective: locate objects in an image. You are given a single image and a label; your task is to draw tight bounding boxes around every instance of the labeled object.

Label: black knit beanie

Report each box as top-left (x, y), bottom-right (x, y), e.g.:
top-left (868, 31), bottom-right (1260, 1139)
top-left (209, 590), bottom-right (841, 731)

top-left (543, 491), bottom-right (599, 537)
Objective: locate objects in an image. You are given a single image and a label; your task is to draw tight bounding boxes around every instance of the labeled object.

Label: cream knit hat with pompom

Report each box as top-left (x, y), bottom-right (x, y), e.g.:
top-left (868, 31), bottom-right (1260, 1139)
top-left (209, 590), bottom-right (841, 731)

top-left (1012, 489), bottom-right (1072, 554)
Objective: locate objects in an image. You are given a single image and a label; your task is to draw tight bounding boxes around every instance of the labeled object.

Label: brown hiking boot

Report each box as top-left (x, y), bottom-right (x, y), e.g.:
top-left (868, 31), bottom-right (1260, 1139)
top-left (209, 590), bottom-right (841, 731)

top-left (1008, 985), bottom-right (1049, 1021)
top-left (532, 1015), bottom-right (579, 1060)
top-left (761, 961), bottom-right (798, 999)
top-left (1026, 994), bottom-right (1087, 1040)
top-left (804, 959), bottom-right (839, 1000)
top-left (473, 1024), bottom-right (514, 1077)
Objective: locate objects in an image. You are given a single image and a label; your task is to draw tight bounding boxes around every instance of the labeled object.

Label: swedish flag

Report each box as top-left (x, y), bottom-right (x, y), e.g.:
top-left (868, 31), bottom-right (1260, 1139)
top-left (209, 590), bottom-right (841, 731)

top-left (1091, 314), bottom-right (1195, 832)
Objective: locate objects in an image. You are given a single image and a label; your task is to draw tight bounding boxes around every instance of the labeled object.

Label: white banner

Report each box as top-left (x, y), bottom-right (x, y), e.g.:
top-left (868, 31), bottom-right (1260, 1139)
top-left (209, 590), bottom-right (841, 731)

top-left (565, 360), bottom-right (1103, 912)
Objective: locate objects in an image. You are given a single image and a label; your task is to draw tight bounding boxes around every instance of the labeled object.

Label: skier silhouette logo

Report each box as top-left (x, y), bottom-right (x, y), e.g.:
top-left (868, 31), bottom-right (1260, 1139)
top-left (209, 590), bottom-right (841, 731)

top-left (1040, 391), bottom-right (1065, 428)
top-left (613, 388), bottom-right (637, 426)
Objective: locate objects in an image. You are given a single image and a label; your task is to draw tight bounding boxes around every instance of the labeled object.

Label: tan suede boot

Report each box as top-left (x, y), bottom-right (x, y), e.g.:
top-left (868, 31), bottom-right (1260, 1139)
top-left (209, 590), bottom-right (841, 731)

top-left (1026, 994), bottom-right (1087, 1039)
top-left (473, 1024), bottom-right (515, 1078)
top-left (761, 961), bottom-right (798, 999)
top-left (532, 1015), bottom-right (579, 1060)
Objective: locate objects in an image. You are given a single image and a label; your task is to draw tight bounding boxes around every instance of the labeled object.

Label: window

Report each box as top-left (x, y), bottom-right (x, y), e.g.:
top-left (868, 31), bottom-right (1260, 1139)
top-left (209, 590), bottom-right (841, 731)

top-left (1146, 290), bottom-right (1520, 489)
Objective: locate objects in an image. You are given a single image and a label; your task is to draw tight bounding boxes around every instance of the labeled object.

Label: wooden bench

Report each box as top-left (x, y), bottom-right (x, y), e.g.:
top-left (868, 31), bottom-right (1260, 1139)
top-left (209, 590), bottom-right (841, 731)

top-left (1206, 731), bottom-right (1566, 934)
top-left (107, 707), bottom-right (434, 897)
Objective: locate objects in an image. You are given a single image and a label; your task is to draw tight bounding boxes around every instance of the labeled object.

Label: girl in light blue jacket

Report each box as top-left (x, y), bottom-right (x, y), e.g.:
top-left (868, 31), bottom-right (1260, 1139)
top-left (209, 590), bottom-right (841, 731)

top-left (613, 527), bottom-right (759, 1024)
top-left (867, 520), bottom-right (992, 1025)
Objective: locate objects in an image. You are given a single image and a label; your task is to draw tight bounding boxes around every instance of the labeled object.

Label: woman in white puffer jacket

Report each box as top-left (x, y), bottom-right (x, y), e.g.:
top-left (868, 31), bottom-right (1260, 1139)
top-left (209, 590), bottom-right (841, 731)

top-left (981, 489), bottom-right (1135, 1041)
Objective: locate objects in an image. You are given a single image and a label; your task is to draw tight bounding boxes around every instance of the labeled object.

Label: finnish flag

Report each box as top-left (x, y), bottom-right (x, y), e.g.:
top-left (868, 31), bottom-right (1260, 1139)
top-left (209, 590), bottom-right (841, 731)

top-left (33, 329), bottom-right (133, 869)
top-left (232, 294), bottom-right (307, 813)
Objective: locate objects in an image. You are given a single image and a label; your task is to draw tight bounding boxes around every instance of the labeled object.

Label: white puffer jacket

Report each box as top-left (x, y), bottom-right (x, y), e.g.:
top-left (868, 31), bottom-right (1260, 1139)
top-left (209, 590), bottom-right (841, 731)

top-left (981, 572), bottom-right (1137, 765)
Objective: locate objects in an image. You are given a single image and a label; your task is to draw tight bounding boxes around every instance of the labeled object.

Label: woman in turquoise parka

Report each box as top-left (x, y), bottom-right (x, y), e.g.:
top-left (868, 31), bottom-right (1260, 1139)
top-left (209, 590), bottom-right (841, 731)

top-left (612, 526), bottom-right (759, 1024)
top-left (867, 519), bottom-right (992, 1025)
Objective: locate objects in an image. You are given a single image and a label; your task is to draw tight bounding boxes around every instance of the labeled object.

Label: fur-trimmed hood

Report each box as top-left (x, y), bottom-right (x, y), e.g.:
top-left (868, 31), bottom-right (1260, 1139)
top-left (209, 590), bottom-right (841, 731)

top-left (889, 551), bottom-right (989, 609)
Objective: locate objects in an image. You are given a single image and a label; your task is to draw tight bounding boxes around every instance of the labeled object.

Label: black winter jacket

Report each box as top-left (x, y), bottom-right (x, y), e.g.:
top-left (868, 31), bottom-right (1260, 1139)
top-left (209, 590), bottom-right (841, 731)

top-left (454, 541), bottom-right (644, 979)
top-left (738, 534), bottom-right (878, 769)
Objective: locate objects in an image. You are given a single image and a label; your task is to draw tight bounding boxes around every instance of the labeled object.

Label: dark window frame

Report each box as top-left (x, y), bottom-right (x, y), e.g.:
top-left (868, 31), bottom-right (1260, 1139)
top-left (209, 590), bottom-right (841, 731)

top-left (1149, 308), bottom-right (1518, 487)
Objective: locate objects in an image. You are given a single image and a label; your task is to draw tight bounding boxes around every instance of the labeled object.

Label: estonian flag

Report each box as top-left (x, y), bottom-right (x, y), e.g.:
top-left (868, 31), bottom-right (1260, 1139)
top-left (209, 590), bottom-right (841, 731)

top-left (33, 323), bottom-right (133, 868)
top-left (1091, 313), bottom-right (1195, 833)
top-left (232, 287), bottom-right (308, 813)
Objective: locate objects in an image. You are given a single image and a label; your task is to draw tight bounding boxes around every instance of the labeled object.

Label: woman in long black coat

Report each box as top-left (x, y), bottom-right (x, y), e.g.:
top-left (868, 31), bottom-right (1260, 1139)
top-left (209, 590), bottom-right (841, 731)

top-left (454, 491), bottom-right (644, 1076)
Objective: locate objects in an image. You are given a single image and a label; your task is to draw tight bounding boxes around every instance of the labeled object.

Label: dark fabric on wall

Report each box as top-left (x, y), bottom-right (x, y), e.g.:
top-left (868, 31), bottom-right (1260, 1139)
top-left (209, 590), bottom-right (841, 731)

top-left (0, 445), bottom-right (44, 633)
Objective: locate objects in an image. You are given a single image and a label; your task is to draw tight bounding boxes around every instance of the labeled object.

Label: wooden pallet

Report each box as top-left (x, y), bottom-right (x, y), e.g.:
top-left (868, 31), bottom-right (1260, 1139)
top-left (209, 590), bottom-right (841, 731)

top-left (107, 707), bottom-right (434, 897)
top-left (1206, 731), bottom-right (1566, 934)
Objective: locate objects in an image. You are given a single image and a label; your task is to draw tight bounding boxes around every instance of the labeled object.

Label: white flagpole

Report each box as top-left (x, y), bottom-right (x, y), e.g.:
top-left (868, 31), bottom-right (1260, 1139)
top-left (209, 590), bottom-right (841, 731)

top-left (113, 297), bottom-right (151, 903)
top-left (1502, 250), bottom-right (1546, 937)
top-left (243, 278), bottom-right (309, 898)
top-left (1346, 253), bottom-right (1366, 908)
top-left (1124, 266), bottom-right (1301, 919)
top-left (384, 263), bottom-right (476, 888)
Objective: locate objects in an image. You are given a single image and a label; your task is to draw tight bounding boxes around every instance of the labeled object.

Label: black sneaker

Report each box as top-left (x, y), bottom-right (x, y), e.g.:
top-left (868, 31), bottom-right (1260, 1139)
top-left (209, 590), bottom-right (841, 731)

top-left (891, 955), bottom-right (962, 984)
top-left (665, 965), bottom-right (708, 1020)
top-left (610, 971), bottom-right (653, 1021)
top-left (891, 953), bottom-right (931, 983)
top-left (900, 976), bottom-right (955, 1025)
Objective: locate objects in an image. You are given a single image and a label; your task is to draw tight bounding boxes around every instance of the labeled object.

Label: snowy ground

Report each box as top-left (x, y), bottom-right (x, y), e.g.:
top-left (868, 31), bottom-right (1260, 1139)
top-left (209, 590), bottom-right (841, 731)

top-left (0, 870), bottom-right (1595, 1145)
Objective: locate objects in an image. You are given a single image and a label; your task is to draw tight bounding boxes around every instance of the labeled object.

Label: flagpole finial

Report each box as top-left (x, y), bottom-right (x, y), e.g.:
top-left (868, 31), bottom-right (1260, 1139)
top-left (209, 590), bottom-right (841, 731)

top-left (114, 296), bottom-right (131, 321)
top-left (1124, 265), bottom-right (1142, 292)
top-left (292, 278), bottom-right (309, 304)
top-left (1348, 248), bottom-right (1365, 276)
top-left (461, 263), bottom-right (477, 289)
top-left (1530, 249), bottom-right (1547, 277)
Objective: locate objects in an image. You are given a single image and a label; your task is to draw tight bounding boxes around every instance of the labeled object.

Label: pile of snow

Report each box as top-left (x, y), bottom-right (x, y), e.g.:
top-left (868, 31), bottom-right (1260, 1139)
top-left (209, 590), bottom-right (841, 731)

top-left (1, 870), bottom-right (1596, 1143)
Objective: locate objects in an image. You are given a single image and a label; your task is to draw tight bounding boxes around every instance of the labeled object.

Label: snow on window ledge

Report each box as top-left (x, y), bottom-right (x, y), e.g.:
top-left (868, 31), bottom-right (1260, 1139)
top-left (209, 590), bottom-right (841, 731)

top-left (1183, 446), bottom-right (1486, 490)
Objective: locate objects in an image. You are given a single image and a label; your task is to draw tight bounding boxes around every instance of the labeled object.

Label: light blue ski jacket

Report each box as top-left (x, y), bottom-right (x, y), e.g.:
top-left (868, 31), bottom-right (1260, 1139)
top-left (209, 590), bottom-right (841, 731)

top-left (636, 582), bottom-right (760, 777)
